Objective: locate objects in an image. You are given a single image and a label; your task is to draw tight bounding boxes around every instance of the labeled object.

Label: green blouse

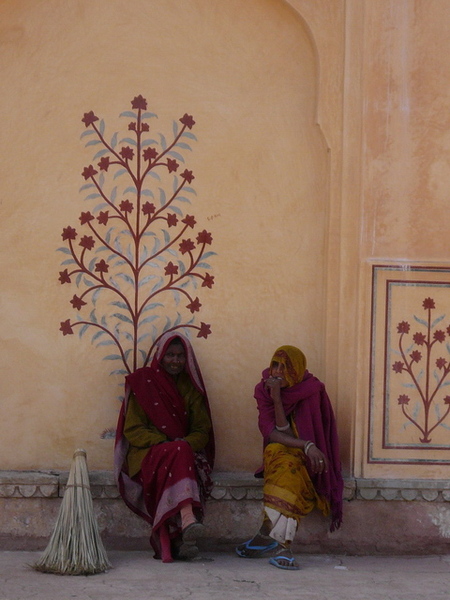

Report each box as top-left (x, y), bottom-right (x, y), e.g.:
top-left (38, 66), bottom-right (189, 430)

top-left (124, 371), bottom-right (212, 477)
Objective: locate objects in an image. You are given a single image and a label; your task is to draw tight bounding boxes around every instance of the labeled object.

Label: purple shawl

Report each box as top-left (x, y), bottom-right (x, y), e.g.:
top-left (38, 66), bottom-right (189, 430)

top-left (255, 368), bottom-right (343, 531)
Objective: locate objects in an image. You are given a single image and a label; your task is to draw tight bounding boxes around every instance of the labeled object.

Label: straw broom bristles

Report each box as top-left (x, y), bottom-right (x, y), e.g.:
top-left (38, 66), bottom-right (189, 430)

top-left (33, 449), bottom-right (111, 575)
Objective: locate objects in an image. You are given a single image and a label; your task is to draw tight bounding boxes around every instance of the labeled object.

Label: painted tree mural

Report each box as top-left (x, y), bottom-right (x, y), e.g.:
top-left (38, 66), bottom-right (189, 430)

top-left (393, 297), bottom-right (450, 443)
top-left (58, 95), bottom-right (215, 377)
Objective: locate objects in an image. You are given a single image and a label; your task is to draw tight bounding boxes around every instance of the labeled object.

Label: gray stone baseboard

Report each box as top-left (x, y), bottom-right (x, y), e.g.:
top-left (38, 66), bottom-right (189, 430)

top-left (2, 470), bottom-right (450, 502)
top-left (1, 471), bottom-right (450, 554)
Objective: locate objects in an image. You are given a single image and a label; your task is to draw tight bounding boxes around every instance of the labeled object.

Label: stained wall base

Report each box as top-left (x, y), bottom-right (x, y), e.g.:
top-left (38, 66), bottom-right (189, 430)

top-left (1, 471), bottom-right (449, 555)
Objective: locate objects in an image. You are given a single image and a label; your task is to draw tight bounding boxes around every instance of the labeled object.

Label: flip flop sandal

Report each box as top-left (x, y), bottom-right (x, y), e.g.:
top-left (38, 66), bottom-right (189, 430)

top-left (269, 555), bottom-right (300, 571)
top-left (235, 539), bottom-right (279, 558)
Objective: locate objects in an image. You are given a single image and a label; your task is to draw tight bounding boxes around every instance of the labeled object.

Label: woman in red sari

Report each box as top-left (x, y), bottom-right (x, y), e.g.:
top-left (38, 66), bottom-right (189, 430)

top-left (236, 345), bottom-right (343, 570)
top-left (114, 332), bottom-right (215, 563)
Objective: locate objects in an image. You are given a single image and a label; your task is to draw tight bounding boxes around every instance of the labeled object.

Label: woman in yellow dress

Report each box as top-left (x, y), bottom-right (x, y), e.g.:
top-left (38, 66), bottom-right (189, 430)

top-left (236, 345), bottom-right (343, 570)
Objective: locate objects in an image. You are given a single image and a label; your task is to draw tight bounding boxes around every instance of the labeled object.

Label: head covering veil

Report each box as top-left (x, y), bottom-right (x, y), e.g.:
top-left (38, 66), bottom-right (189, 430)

top-left (271, 345), bottom-right (307, 387)
top-left (153, 331), bottom-right (205, 394)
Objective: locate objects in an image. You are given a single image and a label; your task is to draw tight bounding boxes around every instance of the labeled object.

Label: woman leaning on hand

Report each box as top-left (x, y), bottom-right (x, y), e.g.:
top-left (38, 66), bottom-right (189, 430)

top-left (236, 345), bottom-right (343, 571)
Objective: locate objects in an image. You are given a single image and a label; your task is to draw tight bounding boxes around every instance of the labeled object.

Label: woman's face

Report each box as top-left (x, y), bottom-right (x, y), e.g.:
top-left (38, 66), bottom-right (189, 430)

top-left (161, 342), bottom-right (186, 376)
top-left (270, 361), bottom-right (289, 387)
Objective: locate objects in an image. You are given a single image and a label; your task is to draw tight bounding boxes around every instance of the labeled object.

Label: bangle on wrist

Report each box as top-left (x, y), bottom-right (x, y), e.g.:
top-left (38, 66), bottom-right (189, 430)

top-left (275, 423), bottom-right (290, 431)
top-left (304, 440), bottom-right (315, 455)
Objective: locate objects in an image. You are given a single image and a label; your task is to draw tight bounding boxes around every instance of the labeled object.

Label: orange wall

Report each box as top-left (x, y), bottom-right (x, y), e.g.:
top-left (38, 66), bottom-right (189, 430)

top-left (0, 0), bottom-right (327, 472)
top-left (2, 0), bottom-right (450, 481)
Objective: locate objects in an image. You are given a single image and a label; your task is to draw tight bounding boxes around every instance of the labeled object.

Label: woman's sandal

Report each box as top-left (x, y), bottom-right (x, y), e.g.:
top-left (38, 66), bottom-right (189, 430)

top-left (268, 548), bottom-right (300, 571)
top-left (176, 541), bottom-right (200, 560)
top-left (182, 521), bottom-right (205, 543)
top-left (172, 529), bottom-right (201, 561)
top-left (164, 521), bottom-right (204, 561)
top-left (235, 539), bottom-right (279, 558)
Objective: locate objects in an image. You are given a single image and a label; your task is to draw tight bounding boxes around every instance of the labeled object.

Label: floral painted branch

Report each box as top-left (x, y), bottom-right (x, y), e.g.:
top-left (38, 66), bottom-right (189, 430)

top-left (58, 95), bottom-right (215, 375)
top-left (393, 297), bottom-right (450, 443)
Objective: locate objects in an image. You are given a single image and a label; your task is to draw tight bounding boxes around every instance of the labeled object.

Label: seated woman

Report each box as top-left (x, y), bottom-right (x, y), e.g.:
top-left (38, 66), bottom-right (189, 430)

top-left (236, 345), bottom-right (343, 570)
top-left (114, 332), bottom-right (215, 563)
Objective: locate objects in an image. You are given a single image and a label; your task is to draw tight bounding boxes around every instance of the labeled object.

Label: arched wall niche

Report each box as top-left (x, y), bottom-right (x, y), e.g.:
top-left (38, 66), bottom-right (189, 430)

top-left (282, 0), bottom-right (353, 478)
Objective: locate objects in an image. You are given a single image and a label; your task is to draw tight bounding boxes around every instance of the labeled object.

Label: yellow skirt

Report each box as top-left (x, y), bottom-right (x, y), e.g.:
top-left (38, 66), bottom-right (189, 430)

top-left (263, 443), bottom-right (329, 543)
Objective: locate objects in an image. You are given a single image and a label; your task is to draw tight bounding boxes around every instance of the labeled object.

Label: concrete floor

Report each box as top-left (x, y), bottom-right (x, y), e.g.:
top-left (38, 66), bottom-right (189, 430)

top-left (1, 550), bottom-right (449, 600)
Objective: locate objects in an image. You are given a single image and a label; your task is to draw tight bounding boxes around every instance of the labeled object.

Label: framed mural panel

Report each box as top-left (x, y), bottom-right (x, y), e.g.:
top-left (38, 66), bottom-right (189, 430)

top-left (369, 264), bottom-right (450, 464)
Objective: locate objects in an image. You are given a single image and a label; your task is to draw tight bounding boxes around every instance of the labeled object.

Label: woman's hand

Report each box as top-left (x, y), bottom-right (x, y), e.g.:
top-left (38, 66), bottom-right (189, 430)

top-left (306, 444), bottom-right (328, 475)
top-left (265, 376), bottom-right (282, 399)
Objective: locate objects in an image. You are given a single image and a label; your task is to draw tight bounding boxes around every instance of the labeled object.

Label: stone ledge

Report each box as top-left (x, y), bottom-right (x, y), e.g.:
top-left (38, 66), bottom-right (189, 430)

top-left (0, 471), bottom-right (59, 499)
top-left (356, 478), bottom-right (450, 502)
top-left (0, 471), bottom-right (449, 502)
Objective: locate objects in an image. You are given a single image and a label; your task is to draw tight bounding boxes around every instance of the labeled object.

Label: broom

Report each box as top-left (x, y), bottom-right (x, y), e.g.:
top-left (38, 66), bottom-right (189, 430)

top-left (33, 448), bottom-right (111, 575)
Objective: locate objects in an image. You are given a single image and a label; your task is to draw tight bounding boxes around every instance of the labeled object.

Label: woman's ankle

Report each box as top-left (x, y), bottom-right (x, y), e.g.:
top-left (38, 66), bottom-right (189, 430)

top-left (180, 503), bottom-right (197, 531)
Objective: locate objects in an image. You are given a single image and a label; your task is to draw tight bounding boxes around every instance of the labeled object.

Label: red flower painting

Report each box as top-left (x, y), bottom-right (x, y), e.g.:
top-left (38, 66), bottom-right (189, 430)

top-left (393, 298), bottom-right (450, 442)
top-left (58, 96), bottom-right (215, 374)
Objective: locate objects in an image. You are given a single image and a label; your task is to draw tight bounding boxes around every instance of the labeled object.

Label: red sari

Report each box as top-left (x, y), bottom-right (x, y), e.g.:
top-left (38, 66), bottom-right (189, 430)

top-left (114, 333), bottom-right (215, 557)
